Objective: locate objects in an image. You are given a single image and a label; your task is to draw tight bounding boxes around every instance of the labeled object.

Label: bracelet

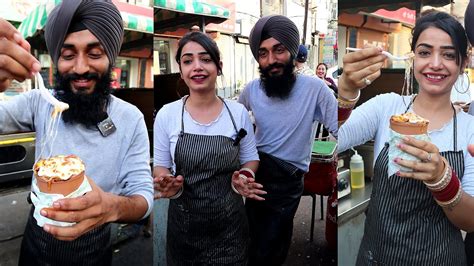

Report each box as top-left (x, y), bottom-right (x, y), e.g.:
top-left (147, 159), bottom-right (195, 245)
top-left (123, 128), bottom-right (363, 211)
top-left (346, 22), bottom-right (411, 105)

top-left (239, 168), bottom-right (255, 179)
top-left (231, 182), bottom-right (240, 194)
top-left (338, 89), bottom-right (361, 103)
top-left (338, 105), bottom-right (353, 120)
top-left (337, 99), bottom-right (357, 109)
top-left (435, 184), bottom-right (462, 210)
top-left (231, 168), bottom-right (255, 195)
top-left (424, 158), bottom-right (450, 191)
top-left (431, 169), bottom-right (462, 209)
top-left (168, 186), bottom-right (183, 199)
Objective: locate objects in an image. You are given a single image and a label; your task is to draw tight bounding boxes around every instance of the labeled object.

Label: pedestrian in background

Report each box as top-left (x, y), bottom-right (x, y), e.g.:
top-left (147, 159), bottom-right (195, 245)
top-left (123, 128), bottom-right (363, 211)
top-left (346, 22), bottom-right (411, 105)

top-left (239, 15), bottom-right (337, 265)
top-left (316, 62), bottom-right (338, 95)
top-left (294, 44), bottom-right (315, 76)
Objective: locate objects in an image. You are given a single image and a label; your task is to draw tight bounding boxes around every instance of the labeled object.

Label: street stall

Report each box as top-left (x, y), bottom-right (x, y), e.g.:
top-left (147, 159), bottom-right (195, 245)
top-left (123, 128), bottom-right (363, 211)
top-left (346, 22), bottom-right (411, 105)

top-left (337, 0), bottom-right (452, 265)
top-left (304, 138), bottom-right (338, 249)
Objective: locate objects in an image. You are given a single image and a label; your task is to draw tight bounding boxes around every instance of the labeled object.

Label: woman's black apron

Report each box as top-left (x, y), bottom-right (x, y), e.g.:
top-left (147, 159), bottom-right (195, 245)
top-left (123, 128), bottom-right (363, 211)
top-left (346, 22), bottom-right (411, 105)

top-left (19, 207), bottom-right (111, 266)
top-left (167, 97), bottom-right (248, 265)
top-left (356, 104), bottom-right (466, 265)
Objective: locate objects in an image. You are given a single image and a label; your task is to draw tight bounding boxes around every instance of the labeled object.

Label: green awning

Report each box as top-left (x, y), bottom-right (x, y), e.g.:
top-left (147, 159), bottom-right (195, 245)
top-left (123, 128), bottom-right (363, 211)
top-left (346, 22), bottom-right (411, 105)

top-left (154, 0), bottom-right (230, 33)
top-left (18, 3), bottom-right (51, 39)
top-left (122, 11), bottom-right (154, 33)
top-left (154, 0), bottom-right (229, 18)
top-left (18, 2), bottom-right (154, 39)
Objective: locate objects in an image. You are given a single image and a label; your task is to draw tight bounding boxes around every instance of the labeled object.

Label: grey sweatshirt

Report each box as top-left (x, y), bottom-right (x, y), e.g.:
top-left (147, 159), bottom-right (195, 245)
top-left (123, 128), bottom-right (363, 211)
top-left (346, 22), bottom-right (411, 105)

top-left (0, 89), bottom-right (153, 217)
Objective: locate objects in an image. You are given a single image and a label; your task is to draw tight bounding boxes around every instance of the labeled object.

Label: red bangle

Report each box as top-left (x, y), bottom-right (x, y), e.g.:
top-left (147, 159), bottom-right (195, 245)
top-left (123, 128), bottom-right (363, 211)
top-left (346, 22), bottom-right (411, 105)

top-left (338, 107), bottom-right (352, 124)
top-left (239, 168), bottom-right (255, 179)
top-left (431, 169), bottom-right (460, 203)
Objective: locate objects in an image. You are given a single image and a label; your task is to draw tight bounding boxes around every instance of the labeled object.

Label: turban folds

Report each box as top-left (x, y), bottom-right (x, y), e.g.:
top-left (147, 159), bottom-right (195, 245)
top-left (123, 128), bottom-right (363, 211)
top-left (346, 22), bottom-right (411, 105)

top-left (249, 15), bottom-right (300, 61)
top-left (44, 0), bottom-right (124, 66)
top-left (466, 0), bottom-right (474, 45)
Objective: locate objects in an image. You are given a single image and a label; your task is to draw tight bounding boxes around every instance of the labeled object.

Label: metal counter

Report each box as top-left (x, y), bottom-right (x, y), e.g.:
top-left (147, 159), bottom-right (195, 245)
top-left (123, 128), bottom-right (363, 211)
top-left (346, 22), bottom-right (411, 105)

top-left (338, 182), bottom-right (372, 225)
top-left (338, 182), bottom-right (373, 265)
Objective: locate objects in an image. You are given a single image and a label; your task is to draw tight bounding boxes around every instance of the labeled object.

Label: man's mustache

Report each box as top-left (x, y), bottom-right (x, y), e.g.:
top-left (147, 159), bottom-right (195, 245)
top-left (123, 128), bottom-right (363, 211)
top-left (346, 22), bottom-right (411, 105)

top-left (263, 63), bottom-right (285, 72)
top-left (62, 72), bottom-right (100, 82)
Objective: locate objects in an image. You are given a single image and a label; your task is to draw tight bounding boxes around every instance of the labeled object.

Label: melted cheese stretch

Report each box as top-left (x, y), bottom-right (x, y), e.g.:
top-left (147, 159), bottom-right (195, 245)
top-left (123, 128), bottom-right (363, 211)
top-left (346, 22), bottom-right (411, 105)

top-left (35, 155), bottom-right (85, 181)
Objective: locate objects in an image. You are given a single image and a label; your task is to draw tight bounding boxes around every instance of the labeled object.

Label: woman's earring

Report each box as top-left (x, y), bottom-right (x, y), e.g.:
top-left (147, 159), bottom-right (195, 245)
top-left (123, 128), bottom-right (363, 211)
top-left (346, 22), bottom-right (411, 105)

top-left (454, 72), bottom-right (470, 94)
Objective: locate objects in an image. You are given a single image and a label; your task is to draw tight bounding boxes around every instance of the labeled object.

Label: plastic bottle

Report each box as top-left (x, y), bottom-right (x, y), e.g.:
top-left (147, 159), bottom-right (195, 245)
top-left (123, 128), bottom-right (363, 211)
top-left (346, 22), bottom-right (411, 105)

top-left (350, 149), bottom-right (365, 189)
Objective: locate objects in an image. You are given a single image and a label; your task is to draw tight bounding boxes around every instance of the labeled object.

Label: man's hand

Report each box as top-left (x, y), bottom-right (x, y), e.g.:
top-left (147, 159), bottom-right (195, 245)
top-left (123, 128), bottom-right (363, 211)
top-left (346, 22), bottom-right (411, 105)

top-left (231, 171), bottom-right (267, 201)
top-left (0, 18), bottom-right (40, 92)
top-left (40, 177), bottom-right (120, 241)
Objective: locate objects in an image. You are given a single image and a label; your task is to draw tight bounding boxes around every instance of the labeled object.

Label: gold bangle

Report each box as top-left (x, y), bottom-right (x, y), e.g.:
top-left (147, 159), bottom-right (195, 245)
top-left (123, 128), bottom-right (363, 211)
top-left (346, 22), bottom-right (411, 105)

top-left (435, 185), bottom-right (463, 210)
top-left (338, 101), bottom-right (356, 109)
top-left (338, 89), bottom-right (361, 103)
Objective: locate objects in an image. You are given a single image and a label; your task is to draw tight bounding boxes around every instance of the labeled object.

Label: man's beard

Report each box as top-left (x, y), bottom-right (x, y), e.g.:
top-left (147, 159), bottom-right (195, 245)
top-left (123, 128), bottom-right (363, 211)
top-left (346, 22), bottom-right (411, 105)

top-left (54, 68), bottom-right (112, 128)
top-left (259, 59), bottom-right (296, 99)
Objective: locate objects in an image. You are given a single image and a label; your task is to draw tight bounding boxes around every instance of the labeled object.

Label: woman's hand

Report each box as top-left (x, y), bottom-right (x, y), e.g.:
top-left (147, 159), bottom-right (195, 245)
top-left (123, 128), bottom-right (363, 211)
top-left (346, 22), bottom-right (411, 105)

top-left (153, 173), bottom-right (184, 199)
top-left (339, 47), bottom-right (386, 99)
top-left (394, 136), bottom-right (445, 183)
top-left (231, 171), bottom-right (267, 201)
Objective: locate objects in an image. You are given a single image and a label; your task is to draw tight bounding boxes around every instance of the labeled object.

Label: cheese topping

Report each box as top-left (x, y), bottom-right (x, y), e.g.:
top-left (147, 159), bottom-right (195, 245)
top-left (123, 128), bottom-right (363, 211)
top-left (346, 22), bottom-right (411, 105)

top-left (35, 155), bottom-right (85, 181)
top-left (391, 112), bottom-right (429, 124)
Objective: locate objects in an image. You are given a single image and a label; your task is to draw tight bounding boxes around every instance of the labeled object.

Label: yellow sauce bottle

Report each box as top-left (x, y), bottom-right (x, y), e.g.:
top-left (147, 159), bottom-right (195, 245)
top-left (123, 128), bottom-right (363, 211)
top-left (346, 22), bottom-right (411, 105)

top-left (350, 150), bottom-right (365, 189)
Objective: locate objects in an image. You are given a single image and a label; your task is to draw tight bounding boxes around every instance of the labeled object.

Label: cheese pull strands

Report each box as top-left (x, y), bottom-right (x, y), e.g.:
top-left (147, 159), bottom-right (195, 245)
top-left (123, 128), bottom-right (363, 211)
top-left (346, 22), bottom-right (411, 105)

top-left (37, 110), bottom-right (62, 163)
top-left (401, 55), bottom-right (415, 95)
top-left (345, 47), bottom-right (416, 107)
top-left (34, 72), bottom-right (69, 163)
top-left (34, 72), bottom-right (69, 117)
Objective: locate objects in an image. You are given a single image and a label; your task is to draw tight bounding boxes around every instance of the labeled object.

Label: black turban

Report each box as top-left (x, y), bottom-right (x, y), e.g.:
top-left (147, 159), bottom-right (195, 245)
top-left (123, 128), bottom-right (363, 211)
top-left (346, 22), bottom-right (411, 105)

top-left (466, 0), bottom-right (474, 45)
top-left (44, 0), bottom-right (123, 66)
top-left (249, 15), bottom-right (300, 61)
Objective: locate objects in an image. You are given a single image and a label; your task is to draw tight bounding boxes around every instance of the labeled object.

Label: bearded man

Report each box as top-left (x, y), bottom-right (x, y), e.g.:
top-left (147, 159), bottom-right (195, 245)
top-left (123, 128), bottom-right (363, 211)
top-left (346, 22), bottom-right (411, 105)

top-left (0, 1), bottom-right (153, 265)
top-left (238, 15), bottom-right (338, 265)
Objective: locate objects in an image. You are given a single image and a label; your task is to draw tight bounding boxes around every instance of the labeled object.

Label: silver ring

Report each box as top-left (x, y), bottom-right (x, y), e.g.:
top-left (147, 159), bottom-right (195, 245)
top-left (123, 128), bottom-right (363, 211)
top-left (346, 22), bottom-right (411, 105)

top-left (425, 152), bottom-right (432, 162)
top-left (364, 78), bottom-right (371, 86)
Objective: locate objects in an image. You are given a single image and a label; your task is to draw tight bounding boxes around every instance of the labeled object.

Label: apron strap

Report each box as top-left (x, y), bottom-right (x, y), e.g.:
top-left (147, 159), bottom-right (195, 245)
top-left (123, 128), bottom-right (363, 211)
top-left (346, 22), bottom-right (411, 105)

top-left (404, 95), bottom-right (457, 151)
top-left (452, 103), bottom-right (457, 151)
top-left (180, 96), bottom-right (188, 136)
top-left (219, 96), bottom-right (239, 134)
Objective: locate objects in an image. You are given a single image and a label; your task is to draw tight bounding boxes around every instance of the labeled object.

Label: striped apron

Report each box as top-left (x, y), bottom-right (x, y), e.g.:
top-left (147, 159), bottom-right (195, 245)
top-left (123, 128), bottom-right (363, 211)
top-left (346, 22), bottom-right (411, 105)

top-left (356, 105), bottom-right (466, 265)
top-left (167, 97), bottom-right (249, 265)
top-left (18, 208), bottom-right (112, 266)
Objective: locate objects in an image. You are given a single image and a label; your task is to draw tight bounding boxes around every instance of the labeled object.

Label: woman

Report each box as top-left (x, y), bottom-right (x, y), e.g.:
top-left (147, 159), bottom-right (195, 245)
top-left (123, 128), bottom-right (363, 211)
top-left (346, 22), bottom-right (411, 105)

top-left (338, 11), bottom-right (474, 265)
top-left (316, 63), bottom-right (338, 94)
top-left (153, 32), bottom-right (265, 265)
